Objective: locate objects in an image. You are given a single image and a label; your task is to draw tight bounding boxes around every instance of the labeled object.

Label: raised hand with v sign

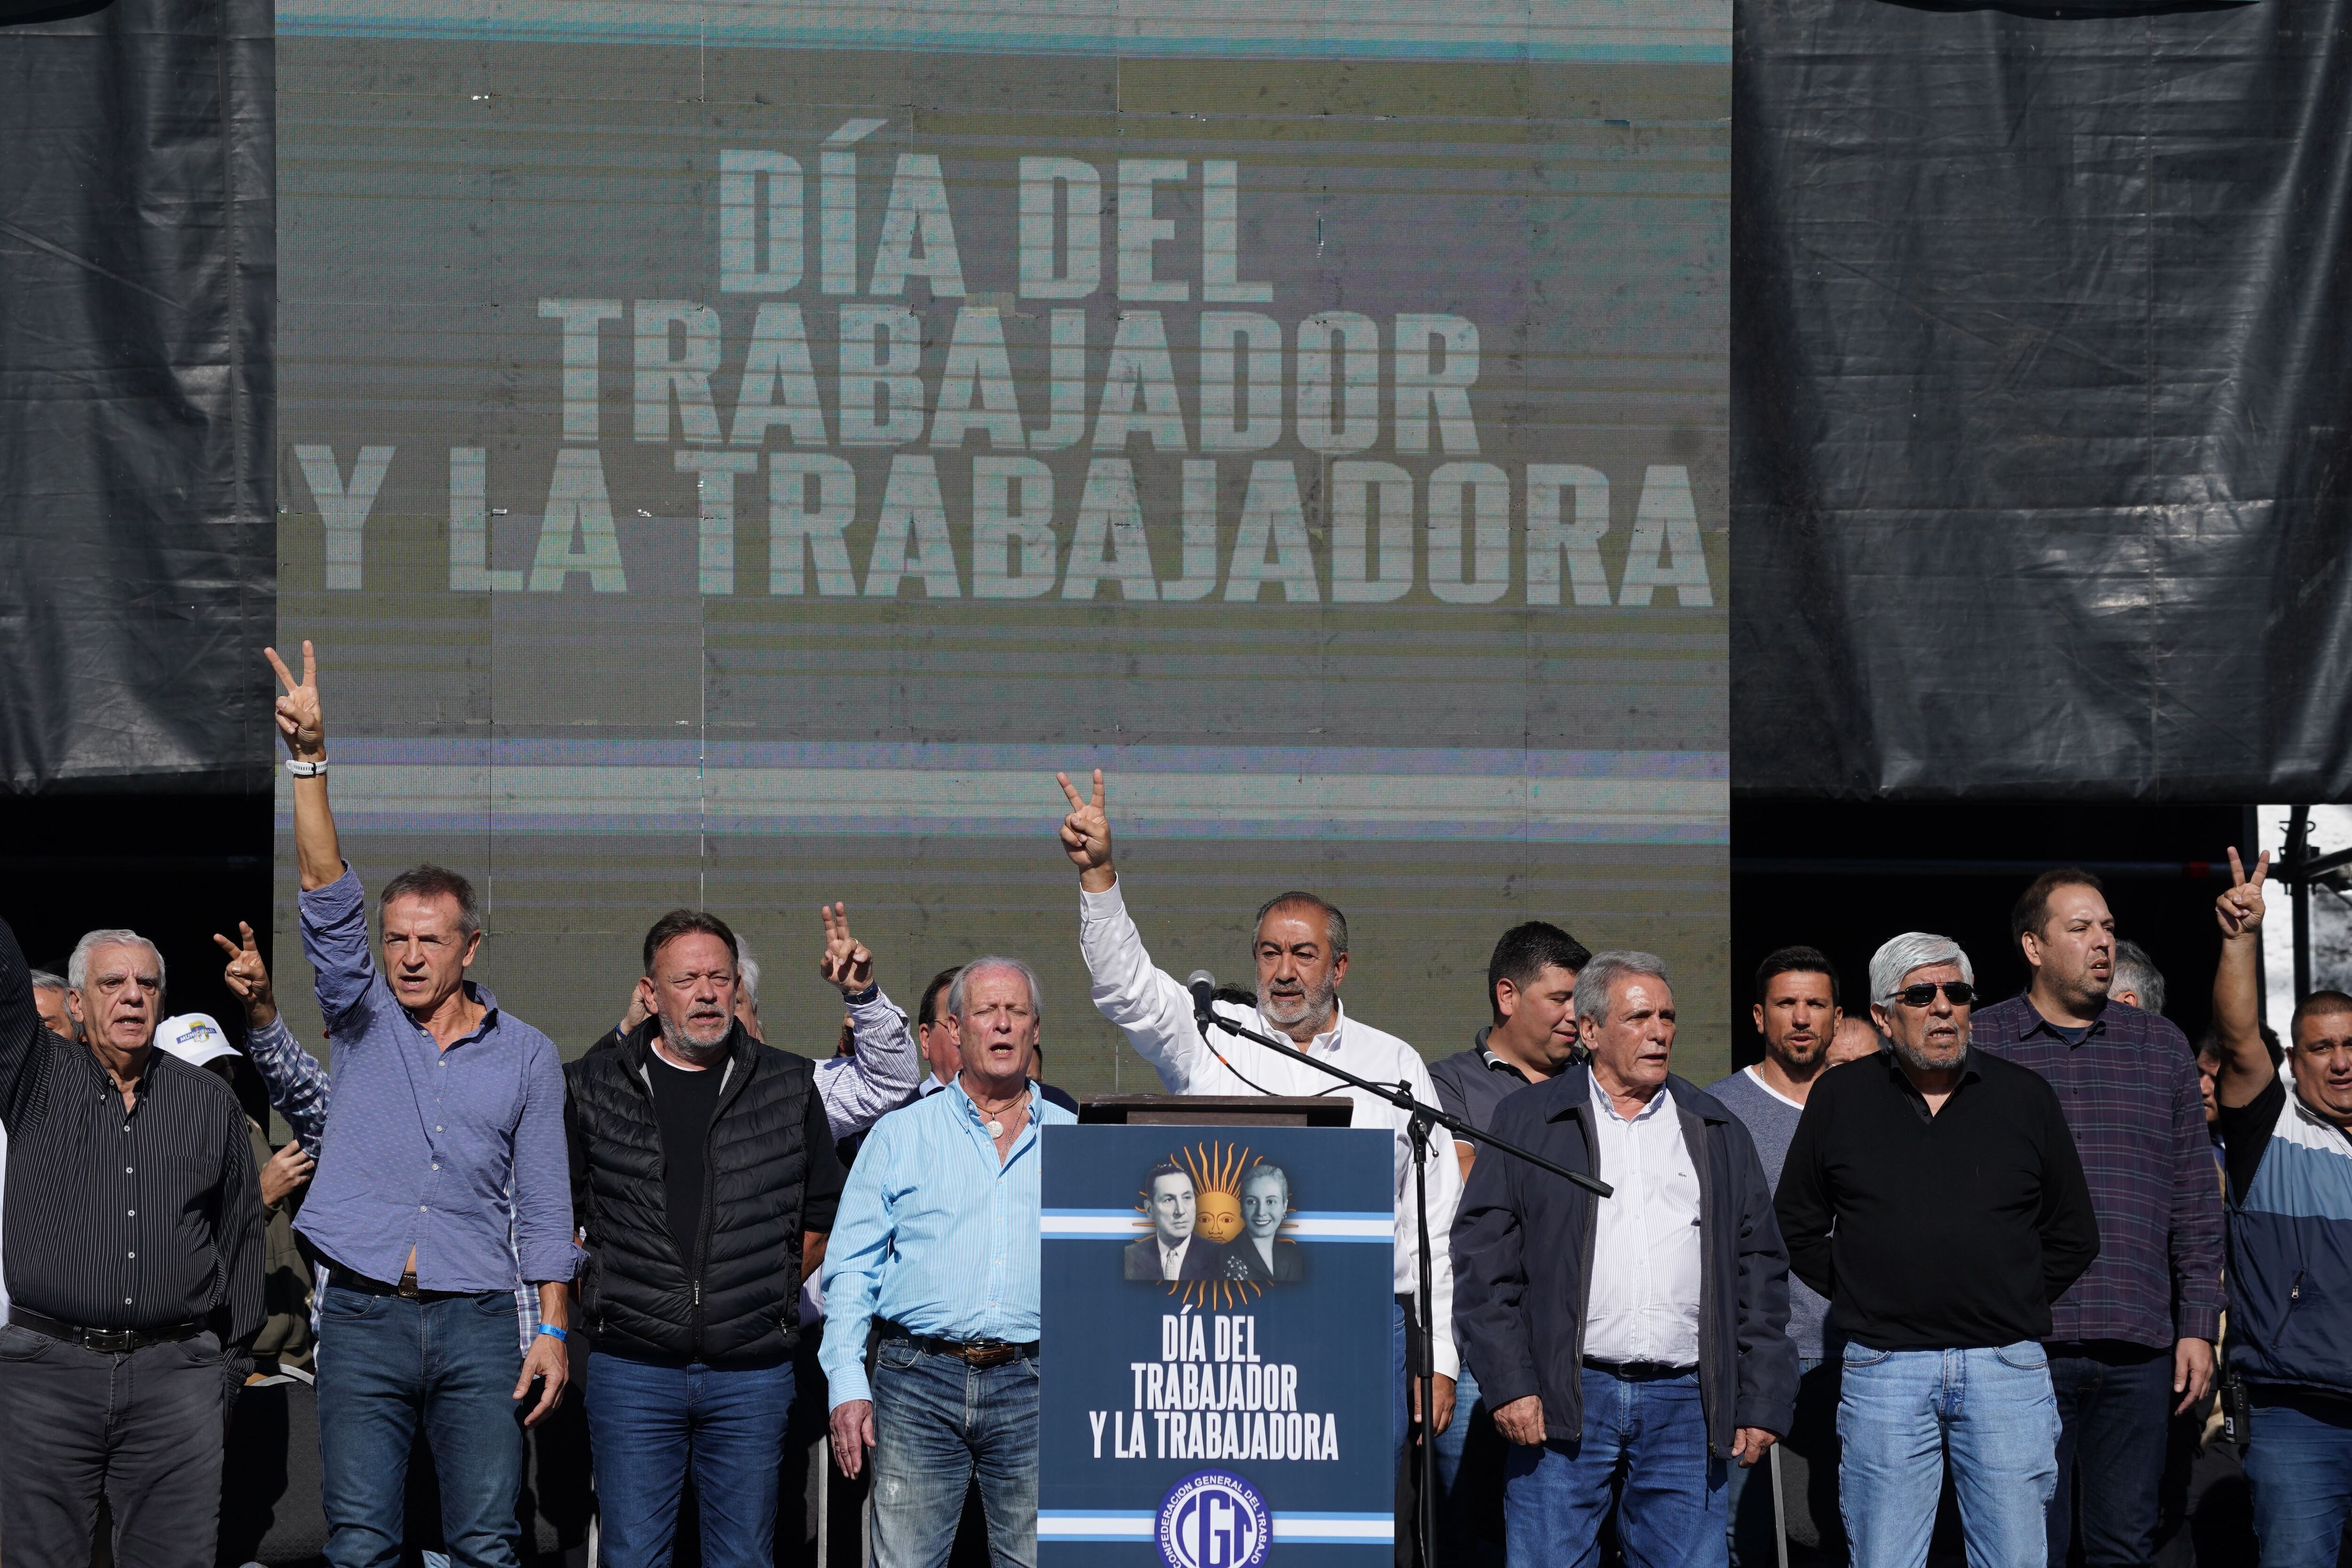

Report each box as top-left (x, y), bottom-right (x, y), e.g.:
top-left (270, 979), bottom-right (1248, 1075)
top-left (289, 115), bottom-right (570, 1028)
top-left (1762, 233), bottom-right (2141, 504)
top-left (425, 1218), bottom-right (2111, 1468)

top-left (817, 902), bottom-right (875, 996)
top-left (1056, 768), bottom-right (1115, 893)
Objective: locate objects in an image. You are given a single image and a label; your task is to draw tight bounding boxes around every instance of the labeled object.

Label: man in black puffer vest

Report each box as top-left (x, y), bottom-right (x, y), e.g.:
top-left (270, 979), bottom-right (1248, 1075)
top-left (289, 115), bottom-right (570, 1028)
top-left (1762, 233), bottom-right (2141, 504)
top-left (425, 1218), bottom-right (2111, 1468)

top-left (565, 908), bottom-right (847, 1568)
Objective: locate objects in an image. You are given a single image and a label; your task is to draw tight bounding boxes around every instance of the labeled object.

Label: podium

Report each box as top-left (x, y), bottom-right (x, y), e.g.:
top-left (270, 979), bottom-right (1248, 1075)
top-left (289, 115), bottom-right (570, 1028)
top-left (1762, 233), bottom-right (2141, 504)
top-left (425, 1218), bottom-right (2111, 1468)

top-left (1038, 1112), bottom-right (1396, 1568)
top-left (1080, 1095), bottom-right (1355, 1128)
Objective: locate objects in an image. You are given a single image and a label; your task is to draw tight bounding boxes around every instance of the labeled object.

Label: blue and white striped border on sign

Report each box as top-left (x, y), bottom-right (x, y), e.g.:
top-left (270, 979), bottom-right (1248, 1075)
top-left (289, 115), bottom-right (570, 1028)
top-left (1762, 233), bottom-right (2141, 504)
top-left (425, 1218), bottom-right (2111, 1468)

top-left (1040, 1210), bottom-right (1391, 1242)
top-left (1040, 1511), bottom-right (1393, 1544)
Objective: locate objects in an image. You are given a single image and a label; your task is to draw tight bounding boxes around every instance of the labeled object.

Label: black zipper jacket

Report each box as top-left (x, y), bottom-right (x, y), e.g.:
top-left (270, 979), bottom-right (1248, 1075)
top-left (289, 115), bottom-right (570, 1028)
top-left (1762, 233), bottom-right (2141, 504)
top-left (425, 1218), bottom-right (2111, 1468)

top-left (565, 1020), bottom-right (843, 1366)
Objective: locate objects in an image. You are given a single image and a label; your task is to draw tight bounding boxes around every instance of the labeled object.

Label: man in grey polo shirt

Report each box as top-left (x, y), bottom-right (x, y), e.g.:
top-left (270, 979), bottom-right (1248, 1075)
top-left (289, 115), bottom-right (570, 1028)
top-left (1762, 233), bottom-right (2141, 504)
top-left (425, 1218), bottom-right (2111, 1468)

top-left (1709, 945), bottom-right (1847, 1566)
top-left (1427, 920), bottom-right (1590, 1568)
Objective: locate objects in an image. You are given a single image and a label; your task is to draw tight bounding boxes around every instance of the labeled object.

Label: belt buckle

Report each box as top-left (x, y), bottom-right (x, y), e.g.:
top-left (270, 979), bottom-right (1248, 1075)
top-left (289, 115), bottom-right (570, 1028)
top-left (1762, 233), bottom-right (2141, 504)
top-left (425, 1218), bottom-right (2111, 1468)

top-left (397, 1274), bottom-right (421, 1300)
top-left (84, 1328), bottom-right (136, 1353)
top-left (964, 1340), bottom-right (1015, 1369)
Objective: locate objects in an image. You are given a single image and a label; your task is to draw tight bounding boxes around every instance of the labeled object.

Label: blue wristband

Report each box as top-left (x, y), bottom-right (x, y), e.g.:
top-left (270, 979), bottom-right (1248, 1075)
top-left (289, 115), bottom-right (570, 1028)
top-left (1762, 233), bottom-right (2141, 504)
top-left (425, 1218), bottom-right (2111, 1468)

top-left (537, 1324), bottom-right (567, 1342)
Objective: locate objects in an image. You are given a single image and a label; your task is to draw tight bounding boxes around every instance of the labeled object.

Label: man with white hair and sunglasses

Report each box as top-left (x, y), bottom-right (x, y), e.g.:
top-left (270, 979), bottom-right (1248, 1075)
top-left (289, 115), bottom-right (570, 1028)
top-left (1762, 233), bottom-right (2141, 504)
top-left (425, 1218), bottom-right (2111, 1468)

top-left (1775, 933), bottom-right (2101, 1568)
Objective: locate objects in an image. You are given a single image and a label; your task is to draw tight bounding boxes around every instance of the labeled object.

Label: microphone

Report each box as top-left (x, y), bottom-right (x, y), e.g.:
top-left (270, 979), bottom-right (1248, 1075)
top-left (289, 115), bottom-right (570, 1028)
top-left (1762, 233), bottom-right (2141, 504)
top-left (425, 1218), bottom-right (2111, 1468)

top-left (1186, 971), bottom-right (1218, 1015)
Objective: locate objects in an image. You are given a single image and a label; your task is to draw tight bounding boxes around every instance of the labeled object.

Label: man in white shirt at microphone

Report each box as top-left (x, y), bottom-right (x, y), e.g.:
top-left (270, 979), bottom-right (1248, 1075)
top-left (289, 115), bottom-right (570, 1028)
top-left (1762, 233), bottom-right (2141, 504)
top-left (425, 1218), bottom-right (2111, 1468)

top-left (1056, 768), bottom-right (1462, 1468)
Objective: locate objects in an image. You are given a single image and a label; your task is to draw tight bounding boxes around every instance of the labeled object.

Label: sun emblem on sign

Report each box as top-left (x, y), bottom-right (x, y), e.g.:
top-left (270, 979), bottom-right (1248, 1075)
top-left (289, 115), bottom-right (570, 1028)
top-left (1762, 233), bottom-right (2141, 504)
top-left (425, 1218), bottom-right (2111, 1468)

top-left (1134, 1142), bottom-right (1282, 1309)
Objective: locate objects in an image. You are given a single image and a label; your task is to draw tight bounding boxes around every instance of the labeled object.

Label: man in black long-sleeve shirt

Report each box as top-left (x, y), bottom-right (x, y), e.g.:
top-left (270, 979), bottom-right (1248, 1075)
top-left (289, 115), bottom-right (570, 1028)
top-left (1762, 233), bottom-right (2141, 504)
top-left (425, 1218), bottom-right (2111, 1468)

top-left (1777, 931), bottom-right (2098, 1568)
top-left (0, 915), bottom-right (265, 1568)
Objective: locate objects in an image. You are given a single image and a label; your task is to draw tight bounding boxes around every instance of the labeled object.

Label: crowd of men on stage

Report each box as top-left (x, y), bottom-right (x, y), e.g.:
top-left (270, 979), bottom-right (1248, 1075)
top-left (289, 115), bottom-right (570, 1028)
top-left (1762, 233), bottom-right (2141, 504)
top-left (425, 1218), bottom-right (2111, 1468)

top-left (0, 641), bottom-right (2343, 1568)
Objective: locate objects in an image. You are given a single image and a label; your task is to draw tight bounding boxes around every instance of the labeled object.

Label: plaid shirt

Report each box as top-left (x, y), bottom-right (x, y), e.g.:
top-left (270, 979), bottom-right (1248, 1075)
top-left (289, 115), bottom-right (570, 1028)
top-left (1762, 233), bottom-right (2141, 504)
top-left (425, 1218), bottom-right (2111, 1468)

top-left (1973, 995), bottom-right (2224, 1347)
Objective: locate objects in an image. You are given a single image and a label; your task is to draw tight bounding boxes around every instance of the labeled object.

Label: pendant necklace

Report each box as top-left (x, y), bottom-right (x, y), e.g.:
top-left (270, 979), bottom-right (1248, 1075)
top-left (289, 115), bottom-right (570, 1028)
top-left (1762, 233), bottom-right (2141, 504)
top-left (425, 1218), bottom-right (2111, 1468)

top-left (979, 1088), bottom-right (1030, 1138)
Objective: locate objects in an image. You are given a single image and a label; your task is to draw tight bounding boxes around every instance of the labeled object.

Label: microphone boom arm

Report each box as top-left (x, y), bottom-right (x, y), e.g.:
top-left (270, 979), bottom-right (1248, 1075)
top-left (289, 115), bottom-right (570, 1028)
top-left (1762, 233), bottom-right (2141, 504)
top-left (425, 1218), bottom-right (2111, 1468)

top-left (1192, 1003), bottom-right (1612, 1200)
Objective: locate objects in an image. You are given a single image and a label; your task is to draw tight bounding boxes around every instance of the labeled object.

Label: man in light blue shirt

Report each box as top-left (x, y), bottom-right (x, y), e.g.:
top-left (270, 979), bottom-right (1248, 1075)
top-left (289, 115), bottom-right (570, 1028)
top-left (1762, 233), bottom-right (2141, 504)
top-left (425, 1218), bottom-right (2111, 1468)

top-left (822, 955), bottom-right (1077, 1568)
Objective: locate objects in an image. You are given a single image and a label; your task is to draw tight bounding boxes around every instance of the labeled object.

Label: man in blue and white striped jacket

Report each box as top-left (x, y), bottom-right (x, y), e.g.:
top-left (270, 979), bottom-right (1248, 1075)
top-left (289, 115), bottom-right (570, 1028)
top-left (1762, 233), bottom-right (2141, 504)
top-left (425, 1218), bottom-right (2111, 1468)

top-left (2212, 846), bottom-right (2352, 1568)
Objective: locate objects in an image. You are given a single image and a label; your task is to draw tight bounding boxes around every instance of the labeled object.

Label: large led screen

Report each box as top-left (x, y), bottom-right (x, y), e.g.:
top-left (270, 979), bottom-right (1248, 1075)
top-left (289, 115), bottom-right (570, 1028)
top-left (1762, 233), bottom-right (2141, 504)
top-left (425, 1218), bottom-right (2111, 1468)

top-left (272, 0), bottom-right (1731, 1085)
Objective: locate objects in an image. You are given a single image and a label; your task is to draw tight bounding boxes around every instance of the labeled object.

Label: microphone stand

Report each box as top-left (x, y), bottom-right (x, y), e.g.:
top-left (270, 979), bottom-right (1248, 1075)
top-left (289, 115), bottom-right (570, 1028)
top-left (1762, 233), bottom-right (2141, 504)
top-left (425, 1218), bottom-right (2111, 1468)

top-left (1191, 1000), bottom-right (1611, 1568)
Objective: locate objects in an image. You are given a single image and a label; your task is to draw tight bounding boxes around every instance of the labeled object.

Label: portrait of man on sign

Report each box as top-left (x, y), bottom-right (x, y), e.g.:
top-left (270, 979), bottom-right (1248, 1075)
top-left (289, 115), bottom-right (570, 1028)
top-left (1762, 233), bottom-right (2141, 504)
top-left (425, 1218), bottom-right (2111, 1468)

top-left (1125, 1162), bottom-right (1224, 1281)
top-left (1222, 1162), bottom-right (1304, 1285)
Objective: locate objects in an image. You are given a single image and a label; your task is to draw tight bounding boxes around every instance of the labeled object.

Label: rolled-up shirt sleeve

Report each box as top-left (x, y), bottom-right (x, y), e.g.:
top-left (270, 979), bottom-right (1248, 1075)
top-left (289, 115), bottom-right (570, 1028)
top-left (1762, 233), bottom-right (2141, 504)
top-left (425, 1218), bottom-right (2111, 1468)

top-left (512, 1034), bottom-right (578, 1283)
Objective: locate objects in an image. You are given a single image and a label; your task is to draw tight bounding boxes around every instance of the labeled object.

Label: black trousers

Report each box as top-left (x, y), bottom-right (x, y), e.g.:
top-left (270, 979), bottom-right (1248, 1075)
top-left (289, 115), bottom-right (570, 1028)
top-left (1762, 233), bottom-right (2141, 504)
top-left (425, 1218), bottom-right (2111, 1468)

top-left (0, 1322), bottom-right (230, 1568)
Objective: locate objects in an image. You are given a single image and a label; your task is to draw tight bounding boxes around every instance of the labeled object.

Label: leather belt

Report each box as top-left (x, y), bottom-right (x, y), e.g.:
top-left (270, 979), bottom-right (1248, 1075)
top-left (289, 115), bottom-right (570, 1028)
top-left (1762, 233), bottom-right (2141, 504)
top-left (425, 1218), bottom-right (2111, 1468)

top-left (322, 1261), bottom-right (475, 1303)
top-left (8, 1306), bottom-right (205, 1353)
top-left (879, 1321), bottom-right (1038, 1370)
top-left (1583, 1357), bottom-right (1699, 1381)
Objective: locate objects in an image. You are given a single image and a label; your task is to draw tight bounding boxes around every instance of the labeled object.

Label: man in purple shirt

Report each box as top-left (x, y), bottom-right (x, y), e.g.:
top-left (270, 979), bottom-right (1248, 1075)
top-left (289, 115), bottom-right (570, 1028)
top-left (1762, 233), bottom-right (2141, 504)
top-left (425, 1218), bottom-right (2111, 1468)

top-left (1971, 868), bottom-right (2222, 1568)
top-left (268, 641), bottom-right (574, 1568)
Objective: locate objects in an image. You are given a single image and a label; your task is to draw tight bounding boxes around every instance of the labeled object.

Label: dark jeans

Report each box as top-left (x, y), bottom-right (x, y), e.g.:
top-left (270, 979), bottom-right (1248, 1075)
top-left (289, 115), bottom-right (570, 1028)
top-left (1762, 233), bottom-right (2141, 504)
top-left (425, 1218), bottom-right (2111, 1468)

top-left (1727, 1354), bottom-right (1835, 1566)
top-left (868, 1337), bottom-right (1040, 1568)
top-left (586, 1350), bottom-right (796, 1568)
top-left (1503, 1364), bottom-right (1725, 1568)
top-left (1433, 1362), bottom-right (1506, 1568)
top-left (2048, 1342), bottom-right (2174, 1568)
top-left (0, 1321), bottom-right (232, 1568)
top-left (316, 1284), bottom-right (527, 1568)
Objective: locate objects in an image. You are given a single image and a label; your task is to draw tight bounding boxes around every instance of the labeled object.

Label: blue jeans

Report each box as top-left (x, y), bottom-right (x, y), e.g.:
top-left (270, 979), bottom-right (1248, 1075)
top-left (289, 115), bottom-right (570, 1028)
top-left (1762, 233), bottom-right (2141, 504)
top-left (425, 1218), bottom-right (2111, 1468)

top-left (867, 1337), bottom-right (1040, 1568)
top-left (2243, 1388), bottom-right (2352, 1568)
top-left (585, 1350), bottom-right (797, 1568)
top-left (316, 1285), bottom-right (527, 1568)
top-left (2046, 1343), bottom-right (2173, 1568)
top-left (1434, 1362), bottom-right (1505, 1568)
top-left (1724, 1354), bottom-right (1822, 1567)
top-left (1502, 1364), bottom-right (1725, 1568)
top-left (1837, 1341), bottom-right (2058, 1568)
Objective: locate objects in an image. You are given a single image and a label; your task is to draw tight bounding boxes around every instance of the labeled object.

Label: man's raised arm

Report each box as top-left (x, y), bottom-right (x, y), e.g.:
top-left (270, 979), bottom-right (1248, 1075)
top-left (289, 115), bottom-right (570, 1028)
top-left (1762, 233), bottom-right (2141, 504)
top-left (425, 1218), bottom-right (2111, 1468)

top-left (812, 901), bottom-right (921, 1139)
top-left (270, 641), bottom-right (381, 1028)
top-left (267, 640), bottom-right (342, 892)
top-left (0, 915), bottom-right (56, 1131)
top-left (2212, 847), bottom-right (2275, 1110)
top-left (215, 919), bottom-right (332, 1152)
top-left (1058, 769), bottom-right (1207, 1088)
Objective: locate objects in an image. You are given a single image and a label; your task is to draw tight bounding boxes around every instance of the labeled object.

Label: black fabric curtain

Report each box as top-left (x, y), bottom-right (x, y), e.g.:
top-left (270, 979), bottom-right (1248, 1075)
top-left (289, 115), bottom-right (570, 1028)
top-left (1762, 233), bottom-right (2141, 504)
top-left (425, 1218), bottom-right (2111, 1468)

top-left (0, 0), bottom-right (274, 794)
top-left (1733, 0), bottom-right (2352, 799)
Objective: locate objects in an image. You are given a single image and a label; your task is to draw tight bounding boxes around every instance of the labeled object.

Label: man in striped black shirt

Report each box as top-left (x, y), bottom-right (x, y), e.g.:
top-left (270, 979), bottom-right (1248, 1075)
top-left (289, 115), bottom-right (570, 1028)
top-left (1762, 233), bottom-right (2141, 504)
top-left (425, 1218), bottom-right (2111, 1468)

top-left (0, 916), bottom-right (265, 1568)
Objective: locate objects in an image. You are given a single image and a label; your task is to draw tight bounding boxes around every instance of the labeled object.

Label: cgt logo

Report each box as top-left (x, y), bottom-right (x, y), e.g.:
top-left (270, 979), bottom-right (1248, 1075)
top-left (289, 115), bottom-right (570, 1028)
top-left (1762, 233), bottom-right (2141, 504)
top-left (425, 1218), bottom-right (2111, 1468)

top-left (1156, 1469), bottom-right (1271, 1568)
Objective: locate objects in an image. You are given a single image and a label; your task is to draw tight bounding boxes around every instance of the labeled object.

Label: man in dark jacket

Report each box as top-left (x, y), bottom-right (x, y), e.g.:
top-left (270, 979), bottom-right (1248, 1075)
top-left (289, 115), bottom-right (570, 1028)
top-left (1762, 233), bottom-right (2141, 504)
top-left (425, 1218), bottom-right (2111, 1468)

top-left (566, 909), bottom-right (848, 1568)
top-left (1453, 951), bottom-right (1797, 1568)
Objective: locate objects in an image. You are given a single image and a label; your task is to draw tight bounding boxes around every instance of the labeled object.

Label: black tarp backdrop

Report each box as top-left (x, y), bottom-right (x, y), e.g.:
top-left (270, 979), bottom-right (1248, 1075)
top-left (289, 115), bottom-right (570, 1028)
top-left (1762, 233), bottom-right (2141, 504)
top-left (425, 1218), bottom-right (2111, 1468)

top-left (1733, 0), bottom-right (2352, 799)
top-left (0, 0), bottom-right (274, 794)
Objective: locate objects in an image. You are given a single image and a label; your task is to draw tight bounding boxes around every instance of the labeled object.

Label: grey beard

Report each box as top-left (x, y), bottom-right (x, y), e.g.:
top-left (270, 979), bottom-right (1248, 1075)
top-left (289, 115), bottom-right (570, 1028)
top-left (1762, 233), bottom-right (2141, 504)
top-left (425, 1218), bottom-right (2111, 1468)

top-left (659, 1013), bottom-right (732, 1063)
top-left (1889, 1034), bottom-right (1967, 1075)
top-left (1260, 979), bottom-right (1338, 1035)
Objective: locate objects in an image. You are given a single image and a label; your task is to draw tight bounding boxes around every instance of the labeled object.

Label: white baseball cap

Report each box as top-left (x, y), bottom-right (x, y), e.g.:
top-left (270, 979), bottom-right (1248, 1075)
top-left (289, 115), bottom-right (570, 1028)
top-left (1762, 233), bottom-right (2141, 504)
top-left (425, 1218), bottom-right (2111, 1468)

top-left (156, 1013), bottom-right (241, 1069)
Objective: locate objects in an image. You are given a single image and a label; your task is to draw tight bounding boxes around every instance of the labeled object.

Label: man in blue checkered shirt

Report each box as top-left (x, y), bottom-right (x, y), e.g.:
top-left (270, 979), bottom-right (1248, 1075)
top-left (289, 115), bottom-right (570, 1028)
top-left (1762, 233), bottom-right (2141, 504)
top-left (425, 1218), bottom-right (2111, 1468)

top-left (1971, 868), bottom-right (2223, 1568)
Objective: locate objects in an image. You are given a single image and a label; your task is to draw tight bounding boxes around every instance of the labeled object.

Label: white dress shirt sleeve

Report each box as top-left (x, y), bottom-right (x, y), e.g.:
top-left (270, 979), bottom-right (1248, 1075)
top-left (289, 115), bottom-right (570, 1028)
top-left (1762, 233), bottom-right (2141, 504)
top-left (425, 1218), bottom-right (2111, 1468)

top-left (813, 985), bottom-right (923, 1141)
top-left (1078, 881), bottom-right (1215, 1091)
top-left (1398, 1050), bottom-right (1463, 1380)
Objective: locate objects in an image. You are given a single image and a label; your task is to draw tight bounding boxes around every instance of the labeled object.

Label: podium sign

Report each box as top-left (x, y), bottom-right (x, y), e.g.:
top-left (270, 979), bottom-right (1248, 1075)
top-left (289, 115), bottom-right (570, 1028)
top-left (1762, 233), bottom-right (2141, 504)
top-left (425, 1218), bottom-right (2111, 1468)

top-left (1040, 1123), bottom-right (1397, 1567)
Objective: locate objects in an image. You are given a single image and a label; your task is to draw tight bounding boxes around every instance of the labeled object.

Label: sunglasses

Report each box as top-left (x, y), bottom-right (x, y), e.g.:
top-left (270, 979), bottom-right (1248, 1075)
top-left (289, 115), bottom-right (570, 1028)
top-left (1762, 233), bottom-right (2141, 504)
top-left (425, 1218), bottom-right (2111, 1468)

top-left (1887, 982), bottom-right (1975, 1009)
